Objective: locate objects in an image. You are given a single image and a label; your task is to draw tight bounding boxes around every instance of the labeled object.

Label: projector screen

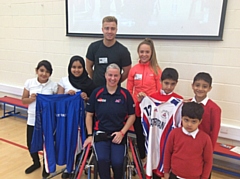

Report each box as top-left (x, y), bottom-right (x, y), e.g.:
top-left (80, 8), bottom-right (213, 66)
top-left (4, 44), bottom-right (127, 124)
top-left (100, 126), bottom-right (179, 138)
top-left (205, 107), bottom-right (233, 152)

top-left (66, 0), bottom-right (228, 40)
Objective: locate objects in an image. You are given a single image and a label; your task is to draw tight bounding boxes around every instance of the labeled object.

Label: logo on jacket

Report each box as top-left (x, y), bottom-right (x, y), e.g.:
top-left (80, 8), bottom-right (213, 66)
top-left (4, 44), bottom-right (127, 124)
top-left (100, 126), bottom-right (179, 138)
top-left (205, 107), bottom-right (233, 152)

top-left (134, 74), bottom-right (142, 80)
top-left (97, 98), bottom-right (106, 102)
top-left (160, 110), bottom-right (169, 120)
top-left (115, 99), bottom-right (121, 103)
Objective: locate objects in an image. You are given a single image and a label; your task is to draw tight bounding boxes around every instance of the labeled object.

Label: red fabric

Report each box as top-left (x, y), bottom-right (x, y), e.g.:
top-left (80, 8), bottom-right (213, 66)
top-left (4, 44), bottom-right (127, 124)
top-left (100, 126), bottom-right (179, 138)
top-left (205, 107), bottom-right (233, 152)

top-left (150, 92), bottom-right (183, 101)
top-left (198, 99), bottom-right (221, 149)
top-left (127, 61), bottom-right (162, 115)
top-left (164, 128), bottom-right (213, 179)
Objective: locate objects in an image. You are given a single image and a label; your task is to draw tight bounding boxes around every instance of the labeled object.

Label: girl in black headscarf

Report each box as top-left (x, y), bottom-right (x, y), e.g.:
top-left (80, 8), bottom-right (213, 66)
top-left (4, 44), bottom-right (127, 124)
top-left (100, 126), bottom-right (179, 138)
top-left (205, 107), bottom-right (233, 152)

top-left (57, 55), bottom-right (95, 101)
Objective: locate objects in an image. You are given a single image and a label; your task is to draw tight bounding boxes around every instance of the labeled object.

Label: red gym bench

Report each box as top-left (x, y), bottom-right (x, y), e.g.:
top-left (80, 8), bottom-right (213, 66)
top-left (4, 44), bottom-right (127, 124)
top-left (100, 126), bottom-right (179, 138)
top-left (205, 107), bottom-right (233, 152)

top-left (213, 142), bottom-right (240, 177)
top-left (0, 96), bottom-right (28, 120)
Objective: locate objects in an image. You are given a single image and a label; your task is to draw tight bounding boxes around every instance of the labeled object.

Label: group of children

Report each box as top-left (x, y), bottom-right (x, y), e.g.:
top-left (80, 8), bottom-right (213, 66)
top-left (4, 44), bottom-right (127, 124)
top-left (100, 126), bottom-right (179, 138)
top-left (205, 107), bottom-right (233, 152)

top-left (22, 56), bottom-right (95, 178)
top-left (22, 38), bottom-right (221, 179)
top-left (139, 68), bottom-right (220, 179)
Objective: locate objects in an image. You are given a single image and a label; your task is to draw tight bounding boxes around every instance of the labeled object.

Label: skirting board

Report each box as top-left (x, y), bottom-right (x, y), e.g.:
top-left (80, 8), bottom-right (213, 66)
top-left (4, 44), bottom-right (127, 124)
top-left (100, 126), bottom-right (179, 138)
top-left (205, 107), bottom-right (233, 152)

top-left (219, 124), bottom-right (240, 142)
top-left (0, 83), bottom-right (23, 96)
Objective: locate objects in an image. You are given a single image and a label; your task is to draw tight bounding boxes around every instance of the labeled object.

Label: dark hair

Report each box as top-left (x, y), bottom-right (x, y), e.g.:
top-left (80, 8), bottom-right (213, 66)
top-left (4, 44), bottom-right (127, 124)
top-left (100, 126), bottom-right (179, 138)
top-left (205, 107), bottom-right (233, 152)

top-left (161, 68), bottom-right (178, 82)
top-left (193, 72), bottom-right (212, 86)
top-left (36, 60), bottom-right (53, 75)
top-left (68, 55), bottom-right (85, 75)
top-left (182, 102), bottom-right (204, 120)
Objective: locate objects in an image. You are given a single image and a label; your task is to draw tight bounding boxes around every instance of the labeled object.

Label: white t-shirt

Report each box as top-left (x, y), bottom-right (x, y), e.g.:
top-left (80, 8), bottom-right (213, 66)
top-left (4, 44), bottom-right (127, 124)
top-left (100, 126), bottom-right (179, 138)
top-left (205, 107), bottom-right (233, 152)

top-left (24, 78), bottom-right (58, 126)
top-left (58, 76), bottom-right (81, 94)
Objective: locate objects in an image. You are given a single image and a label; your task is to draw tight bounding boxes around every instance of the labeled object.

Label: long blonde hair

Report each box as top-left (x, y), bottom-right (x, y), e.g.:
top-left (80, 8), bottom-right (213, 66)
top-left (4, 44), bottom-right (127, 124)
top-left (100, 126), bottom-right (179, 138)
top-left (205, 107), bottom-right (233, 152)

top-left (137, 38), bottom-right (160, 75)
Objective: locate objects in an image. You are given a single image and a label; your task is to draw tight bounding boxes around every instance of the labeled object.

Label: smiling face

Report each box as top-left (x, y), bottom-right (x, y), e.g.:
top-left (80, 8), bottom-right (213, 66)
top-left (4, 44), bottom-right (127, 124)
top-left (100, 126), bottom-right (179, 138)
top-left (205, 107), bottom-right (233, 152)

top-left (138, 44), bottom-right (152, 63)
top-left (36, 65), bottom-right (51, 83)
top-left (192, 79), bottom-right (212, 102)
top-left (182, 116), bottom-right (201, 133)
top-left (105, 68), bottom-right (121, 87)
top-left (102, 21), bottom-right (117, 42)
top-left (71, 60), bottom-right (83, 77)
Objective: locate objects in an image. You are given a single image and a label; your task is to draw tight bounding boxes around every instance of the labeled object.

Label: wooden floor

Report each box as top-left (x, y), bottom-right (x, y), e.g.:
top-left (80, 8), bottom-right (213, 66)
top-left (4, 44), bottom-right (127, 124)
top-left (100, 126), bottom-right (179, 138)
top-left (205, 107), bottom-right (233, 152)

top-left (0, 111), bottom-right (239, 179)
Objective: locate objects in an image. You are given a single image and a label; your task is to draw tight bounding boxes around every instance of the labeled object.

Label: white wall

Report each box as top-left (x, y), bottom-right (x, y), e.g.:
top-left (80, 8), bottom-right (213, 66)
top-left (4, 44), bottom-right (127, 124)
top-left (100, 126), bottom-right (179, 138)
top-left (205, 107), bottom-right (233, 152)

top-left (0, 0), bottom-right (240, 145)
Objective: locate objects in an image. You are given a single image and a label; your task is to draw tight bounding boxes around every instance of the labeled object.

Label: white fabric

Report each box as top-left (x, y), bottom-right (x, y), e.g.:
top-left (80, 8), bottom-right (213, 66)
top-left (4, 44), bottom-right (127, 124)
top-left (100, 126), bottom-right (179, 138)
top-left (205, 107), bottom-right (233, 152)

top-left (160, 89), bottom-right (173, 95)
top-left (191, 96), bottom-right (209, 106)
top-left (24, 78), bottom-right (57, 126)
top-left (58, 76), bottom-right (81, 94)
top-left (140, 96), bottom-right (183, 177)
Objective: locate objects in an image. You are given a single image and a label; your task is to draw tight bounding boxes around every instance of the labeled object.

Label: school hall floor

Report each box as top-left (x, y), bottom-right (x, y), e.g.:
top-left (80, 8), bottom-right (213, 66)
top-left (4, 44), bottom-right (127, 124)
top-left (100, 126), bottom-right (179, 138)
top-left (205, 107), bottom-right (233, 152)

top-left (0, 111), bottom-right (238, 179)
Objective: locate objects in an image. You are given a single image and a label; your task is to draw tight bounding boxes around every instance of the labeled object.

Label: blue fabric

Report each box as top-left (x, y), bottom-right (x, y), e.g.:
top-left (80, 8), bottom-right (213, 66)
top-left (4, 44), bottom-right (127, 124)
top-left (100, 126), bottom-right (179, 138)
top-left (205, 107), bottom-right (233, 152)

top-left (31, 92), bottom-right (85, 173)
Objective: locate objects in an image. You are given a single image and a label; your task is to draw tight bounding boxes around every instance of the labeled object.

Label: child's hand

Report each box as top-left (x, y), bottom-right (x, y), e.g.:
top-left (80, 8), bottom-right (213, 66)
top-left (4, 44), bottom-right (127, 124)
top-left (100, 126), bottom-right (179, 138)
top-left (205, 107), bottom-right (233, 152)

top-left (30, 93), bottom-right (37, 102)
top-left (163, 172), bottom-right (170, 179)
top-left (80, 92), bottom-right (89, 101)
top-left (137, 92), bottom-right (146, 102)
top-left (67, 90), bottom-right (76, 95)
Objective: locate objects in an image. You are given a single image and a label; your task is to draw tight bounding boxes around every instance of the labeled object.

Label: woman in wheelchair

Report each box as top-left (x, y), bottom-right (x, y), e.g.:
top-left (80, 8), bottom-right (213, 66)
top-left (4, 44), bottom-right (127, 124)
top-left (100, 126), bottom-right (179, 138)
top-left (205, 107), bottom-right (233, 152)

top-left (83, 63), bottom-right (135, 179)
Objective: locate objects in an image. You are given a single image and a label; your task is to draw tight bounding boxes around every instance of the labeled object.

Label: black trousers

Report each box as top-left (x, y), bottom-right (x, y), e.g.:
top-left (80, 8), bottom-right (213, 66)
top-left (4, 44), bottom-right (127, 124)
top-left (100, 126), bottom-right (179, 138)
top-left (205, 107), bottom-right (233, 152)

top-left (169, 172), bottom-right (179, 179)
top-left (27, 125), bottom-right (40, 165)
top-left (133, 116), bottom-right (146, 159)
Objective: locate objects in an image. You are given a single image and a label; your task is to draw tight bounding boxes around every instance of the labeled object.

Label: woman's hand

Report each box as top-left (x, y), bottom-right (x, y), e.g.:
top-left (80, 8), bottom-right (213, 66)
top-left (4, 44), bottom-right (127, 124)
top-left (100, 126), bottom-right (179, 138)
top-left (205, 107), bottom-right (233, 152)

top-left (80, 92), bottom-right (89, 101)
top-left (67, 90), bottom-right (76, 95)
top-left (111, 131), bottom-right (124, 144)
top-left (83, 136), bottom-right (93, 148)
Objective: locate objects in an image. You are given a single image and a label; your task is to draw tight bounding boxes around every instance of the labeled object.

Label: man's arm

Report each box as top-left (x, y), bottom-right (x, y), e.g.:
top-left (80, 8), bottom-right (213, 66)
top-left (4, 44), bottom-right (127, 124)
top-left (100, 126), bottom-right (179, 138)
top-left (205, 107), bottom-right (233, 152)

top-left (86, 58), bottom-right (94, 79)
top-left (121, 65), bottom-right (131, 83)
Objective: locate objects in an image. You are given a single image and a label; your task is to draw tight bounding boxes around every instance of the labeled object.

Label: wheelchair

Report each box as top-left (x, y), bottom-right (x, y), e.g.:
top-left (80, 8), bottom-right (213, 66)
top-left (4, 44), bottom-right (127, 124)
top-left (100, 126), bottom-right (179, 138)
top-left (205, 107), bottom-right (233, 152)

top-left (71, 133), bottom-right (146, 179)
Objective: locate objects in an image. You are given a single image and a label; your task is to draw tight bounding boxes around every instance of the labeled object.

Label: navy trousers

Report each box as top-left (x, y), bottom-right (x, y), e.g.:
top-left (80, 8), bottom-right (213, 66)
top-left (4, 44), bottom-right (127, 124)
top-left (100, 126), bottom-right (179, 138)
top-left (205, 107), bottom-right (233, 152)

top-left (94, 140), bottom-right (126, 179)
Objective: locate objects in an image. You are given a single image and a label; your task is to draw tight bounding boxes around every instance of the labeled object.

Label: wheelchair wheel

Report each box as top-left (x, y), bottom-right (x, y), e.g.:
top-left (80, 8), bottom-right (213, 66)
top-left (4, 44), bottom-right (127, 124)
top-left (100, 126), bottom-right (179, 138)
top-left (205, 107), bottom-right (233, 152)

top-left (92, 155), bottom-right (98, 179)
top-left (133, 141), bottom-right (145, 179)
top-left (123, 155), bottom-right (128, 179)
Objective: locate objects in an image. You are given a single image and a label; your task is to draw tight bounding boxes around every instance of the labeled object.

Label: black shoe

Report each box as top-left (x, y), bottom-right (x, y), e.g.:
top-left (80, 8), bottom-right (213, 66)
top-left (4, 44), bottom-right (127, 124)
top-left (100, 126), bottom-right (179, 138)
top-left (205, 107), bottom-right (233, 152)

top-left (42, 167), bottom-right (50, 178)
top-left (61, 172), bottom-right (70, 179)
top-left (25, 163), bottom-right (41, 174)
